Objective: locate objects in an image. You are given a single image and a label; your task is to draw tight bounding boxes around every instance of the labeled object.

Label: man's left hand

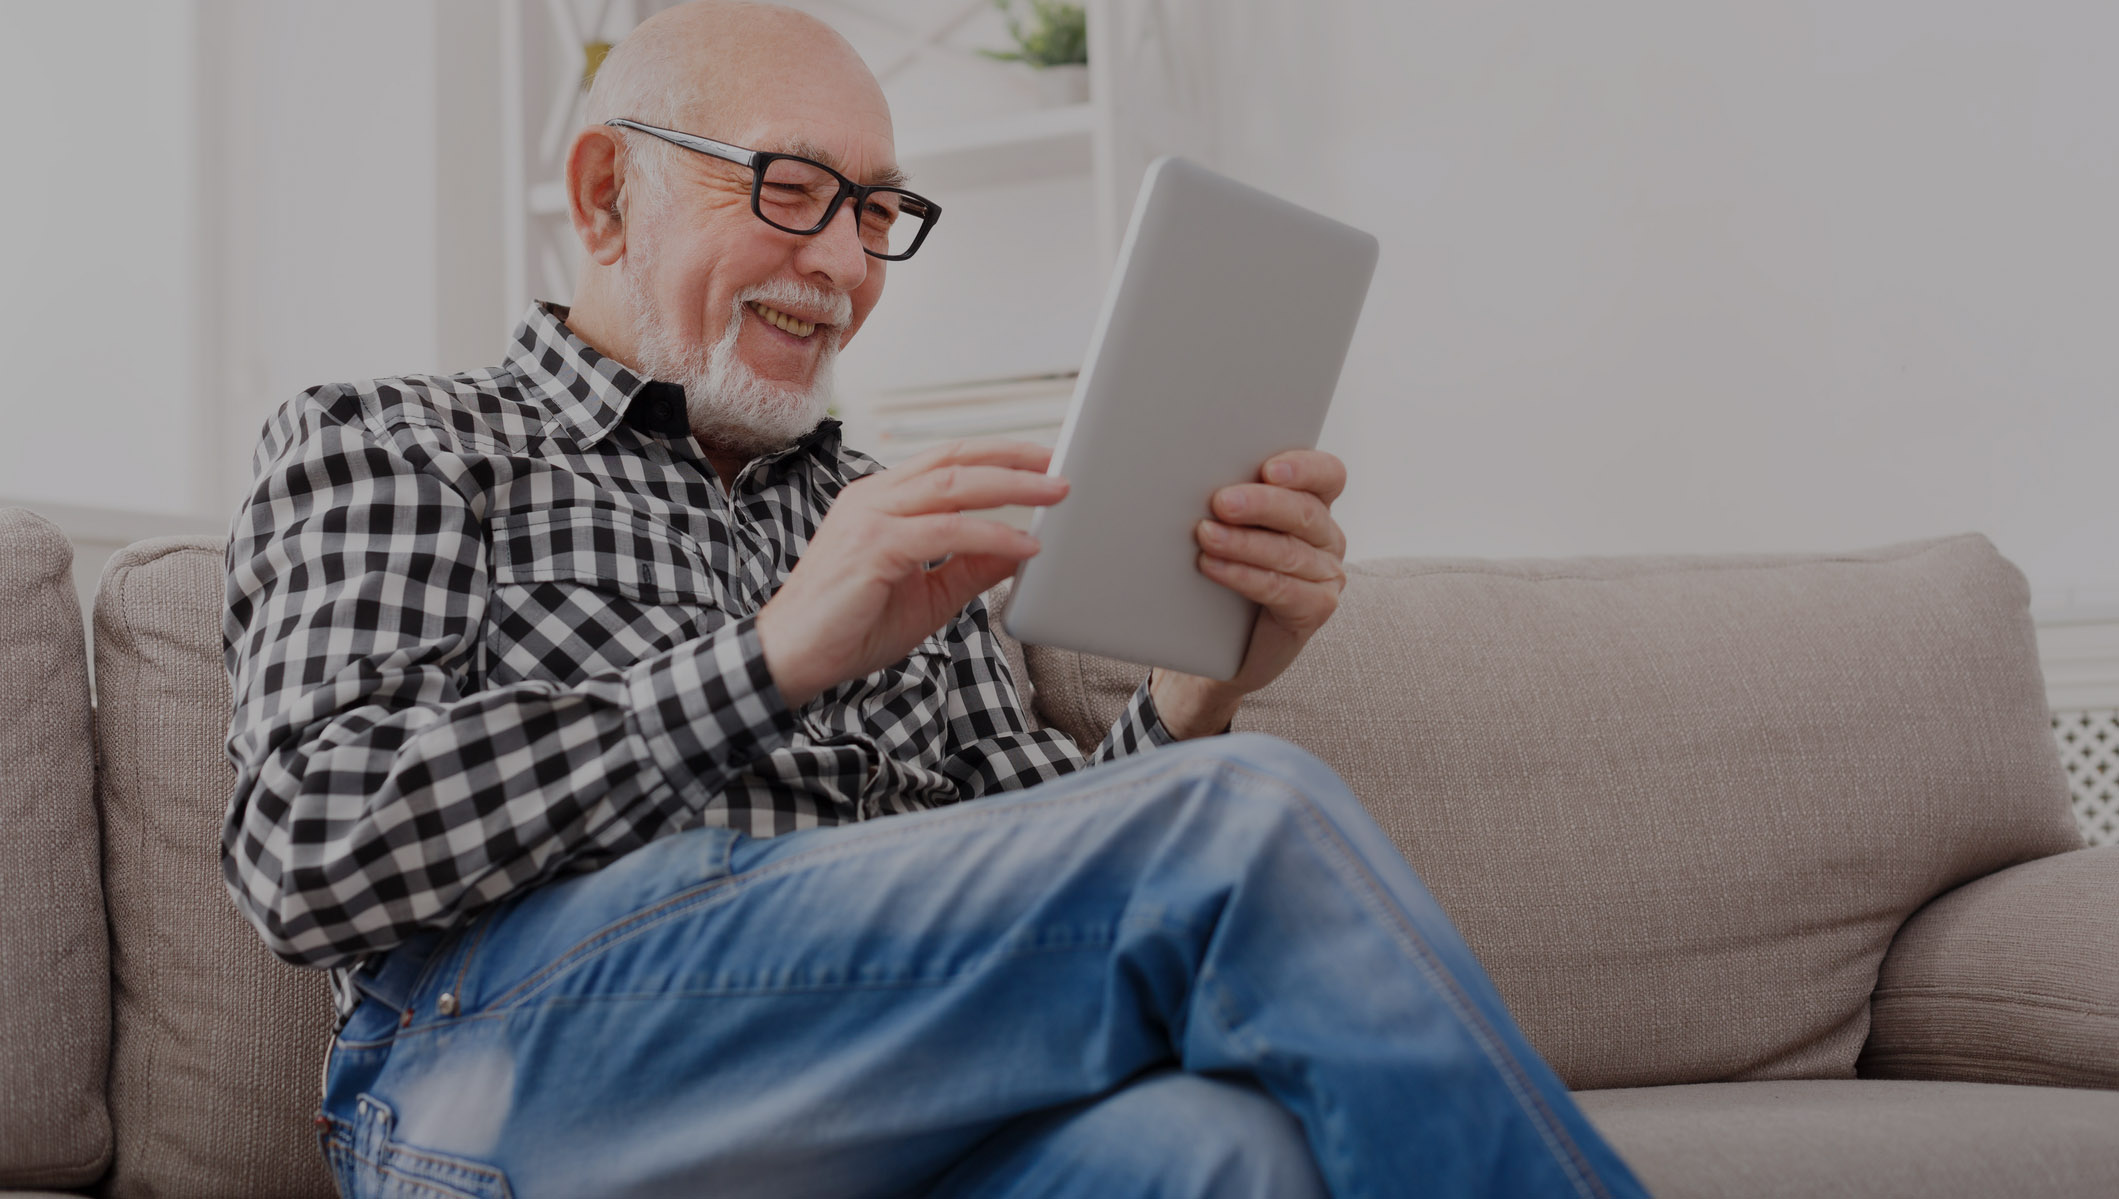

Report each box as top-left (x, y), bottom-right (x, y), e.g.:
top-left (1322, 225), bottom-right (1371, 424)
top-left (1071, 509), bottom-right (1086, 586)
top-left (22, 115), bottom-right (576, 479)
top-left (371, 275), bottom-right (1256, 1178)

top-left (1150, 449), bottom-right (1350, 739)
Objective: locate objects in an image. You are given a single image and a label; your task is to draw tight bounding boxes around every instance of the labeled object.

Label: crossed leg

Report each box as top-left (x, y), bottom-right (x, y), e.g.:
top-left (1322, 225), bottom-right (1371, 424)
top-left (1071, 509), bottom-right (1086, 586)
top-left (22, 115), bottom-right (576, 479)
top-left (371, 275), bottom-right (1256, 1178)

top-left (319, 734), bottom-right (1644, 1198)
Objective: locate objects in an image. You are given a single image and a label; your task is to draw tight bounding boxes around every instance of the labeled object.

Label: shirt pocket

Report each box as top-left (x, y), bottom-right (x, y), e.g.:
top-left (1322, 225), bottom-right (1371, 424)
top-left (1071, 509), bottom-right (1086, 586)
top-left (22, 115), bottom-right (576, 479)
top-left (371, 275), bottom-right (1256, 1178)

top-left (490, 506), bottom-right (720, 608)
top-left (483, 507), bottom-right (724, 687)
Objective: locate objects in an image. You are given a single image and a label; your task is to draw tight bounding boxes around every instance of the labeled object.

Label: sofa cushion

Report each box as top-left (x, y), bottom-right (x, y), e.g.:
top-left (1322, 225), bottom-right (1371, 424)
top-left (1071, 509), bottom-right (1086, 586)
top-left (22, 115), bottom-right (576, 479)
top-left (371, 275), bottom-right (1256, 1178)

top-left (1860, 846), bottom-right (2119, 1090)
top-left (93, 536), bottom-right (336, 1199)
top-left (1577, 1079), bottom-right (2119, 1198)
top-left (1019, 535), bottom-right (2083, 1089)
top-left (0, 509), bottom-right (111, 1189)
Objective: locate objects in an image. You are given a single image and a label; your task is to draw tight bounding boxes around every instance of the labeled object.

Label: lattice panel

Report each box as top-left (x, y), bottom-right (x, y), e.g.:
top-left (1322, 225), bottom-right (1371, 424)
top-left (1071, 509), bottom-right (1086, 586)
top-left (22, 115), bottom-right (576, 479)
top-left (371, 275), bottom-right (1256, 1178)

top-left (2053, 708), bottom-right (2119, 847)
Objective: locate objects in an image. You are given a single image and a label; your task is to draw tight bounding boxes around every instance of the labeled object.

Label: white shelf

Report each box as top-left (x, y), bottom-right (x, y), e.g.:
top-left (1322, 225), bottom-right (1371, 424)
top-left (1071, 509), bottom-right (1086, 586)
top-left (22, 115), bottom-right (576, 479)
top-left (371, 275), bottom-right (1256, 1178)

top-left (898, 102), bottom-right (1095, 192)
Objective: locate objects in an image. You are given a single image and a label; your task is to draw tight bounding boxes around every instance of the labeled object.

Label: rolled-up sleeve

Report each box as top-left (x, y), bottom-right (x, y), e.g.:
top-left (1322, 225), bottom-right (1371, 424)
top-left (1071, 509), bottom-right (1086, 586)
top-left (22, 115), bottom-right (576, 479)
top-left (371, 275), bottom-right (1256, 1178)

top-left (935, 596), bottom-right (1175, 800)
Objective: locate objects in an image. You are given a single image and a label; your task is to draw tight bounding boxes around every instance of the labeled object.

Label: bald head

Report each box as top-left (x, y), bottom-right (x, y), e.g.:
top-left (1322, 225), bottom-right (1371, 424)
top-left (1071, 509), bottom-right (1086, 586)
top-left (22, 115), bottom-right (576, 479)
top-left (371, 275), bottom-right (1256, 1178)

top-left (586, 2), bottom-right (886, 146)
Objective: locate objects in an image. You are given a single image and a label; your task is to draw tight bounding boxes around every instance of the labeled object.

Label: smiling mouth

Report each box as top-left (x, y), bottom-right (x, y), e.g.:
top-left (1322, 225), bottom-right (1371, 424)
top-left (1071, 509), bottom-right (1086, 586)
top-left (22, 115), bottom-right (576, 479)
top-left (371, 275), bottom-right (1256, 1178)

top-left (747, 300), bottom-right (818, 339)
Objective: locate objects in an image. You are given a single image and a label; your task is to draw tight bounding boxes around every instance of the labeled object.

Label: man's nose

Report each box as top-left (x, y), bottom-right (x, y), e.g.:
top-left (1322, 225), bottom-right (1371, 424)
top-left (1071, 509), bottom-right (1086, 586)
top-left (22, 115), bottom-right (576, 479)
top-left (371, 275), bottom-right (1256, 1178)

top-left (797, 198), bottom-right (870, 292)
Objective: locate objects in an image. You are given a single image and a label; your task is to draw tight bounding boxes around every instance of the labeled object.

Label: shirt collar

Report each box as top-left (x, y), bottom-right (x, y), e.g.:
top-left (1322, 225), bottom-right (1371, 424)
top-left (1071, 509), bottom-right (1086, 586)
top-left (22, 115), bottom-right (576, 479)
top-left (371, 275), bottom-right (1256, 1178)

top-left (502, 300), bottom-right (847, 471)
top-left (503, 301), bottom-right (648, 449)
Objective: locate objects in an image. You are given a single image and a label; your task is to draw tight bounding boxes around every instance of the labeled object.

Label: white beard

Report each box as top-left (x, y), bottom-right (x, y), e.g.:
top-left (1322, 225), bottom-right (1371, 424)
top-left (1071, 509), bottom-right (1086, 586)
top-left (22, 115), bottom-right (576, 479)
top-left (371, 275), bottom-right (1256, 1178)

top-left (620, 262), bottom-right (849, 457)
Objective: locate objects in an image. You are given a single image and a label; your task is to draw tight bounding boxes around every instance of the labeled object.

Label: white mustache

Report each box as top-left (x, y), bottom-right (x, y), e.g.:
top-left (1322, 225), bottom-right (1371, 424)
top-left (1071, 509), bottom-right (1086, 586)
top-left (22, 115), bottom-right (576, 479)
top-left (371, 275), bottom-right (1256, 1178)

top-left (734, 278), bottom-right (852, 327)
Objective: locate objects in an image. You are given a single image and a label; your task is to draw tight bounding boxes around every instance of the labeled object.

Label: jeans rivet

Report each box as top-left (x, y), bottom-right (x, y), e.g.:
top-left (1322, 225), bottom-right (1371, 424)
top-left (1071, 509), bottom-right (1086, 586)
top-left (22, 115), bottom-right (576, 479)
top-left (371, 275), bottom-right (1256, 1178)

top-left (438, 992), bottom-right (460, 1017)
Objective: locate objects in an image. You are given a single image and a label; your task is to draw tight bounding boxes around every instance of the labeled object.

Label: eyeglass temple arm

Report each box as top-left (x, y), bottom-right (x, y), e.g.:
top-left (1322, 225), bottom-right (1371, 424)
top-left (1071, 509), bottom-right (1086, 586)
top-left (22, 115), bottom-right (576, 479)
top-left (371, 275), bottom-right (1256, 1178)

top-left (603, 119), bottom-right (758, 168)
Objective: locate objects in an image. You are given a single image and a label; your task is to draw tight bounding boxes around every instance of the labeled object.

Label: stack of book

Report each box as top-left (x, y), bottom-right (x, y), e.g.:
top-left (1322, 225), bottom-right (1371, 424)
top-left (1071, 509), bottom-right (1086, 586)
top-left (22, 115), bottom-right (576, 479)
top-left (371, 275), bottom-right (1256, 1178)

top-left (842, 373), bottom-right (1080, 529)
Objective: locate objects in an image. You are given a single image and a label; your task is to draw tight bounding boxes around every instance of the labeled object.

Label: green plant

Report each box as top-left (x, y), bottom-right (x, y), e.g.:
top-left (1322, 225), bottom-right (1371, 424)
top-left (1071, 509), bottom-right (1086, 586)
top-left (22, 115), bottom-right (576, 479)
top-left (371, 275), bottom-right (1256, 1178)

top-left (980, 0), bottom-right (1087, 68)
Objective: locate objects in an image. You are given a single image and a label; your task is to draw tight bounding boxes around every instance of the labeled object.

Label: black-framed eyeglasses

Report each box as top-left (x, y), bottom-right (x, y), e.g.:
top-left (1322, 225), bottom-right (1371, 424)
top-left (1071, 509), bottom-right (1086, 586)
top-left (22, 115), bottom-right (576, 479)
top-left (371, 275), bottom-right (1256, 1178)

top-left (605, 118), bottom-right (940, 261)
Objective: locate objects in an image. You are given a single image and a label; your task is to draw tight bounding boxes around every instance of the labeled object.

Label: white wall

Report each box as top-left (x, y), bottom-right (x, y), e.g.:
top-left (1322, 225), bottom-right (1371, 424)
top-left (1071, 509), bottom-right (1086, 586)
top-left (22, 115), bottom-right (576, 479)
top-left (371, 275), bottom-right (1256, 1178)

top-left (213, 0), bottom-right (505, 512)
top-left (1206, 1), bottom-right (2119, 607)
top-left (7, 1), bottom-right (2111, 611)
top-left (1, 1), bottom-right (507, 542)
top-left (0, 4), bottom-right (209, 517)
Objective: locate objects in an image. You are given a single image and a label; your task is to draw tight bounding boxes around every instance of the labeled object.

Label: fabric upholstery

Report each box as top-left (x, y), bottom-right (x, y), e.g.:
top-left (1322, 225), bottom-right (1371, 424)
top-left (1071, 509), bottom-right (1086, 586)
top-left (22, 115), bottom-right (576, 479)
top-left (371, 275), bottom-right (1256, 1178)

top-left (1021, 535), bottom-right (2082, 1089)
top-left (0, 509), bottom-right (111, 1189)
top-left (1861, 846), bottom-right (2119, 1090)
top-left (1578, 1079), bottom-right (2119, 1198)
top-left (92, 536), bottom-right (336, 1199)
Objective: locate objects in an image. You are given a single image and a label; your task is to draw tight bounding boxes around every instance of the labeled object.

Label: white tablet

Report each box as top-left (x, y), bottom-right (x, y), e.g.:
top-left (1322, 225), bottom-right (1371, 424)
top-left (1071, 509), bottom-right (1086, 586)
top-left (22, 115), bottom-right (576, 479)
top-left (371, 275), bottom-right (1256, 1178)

top-left (1002, 156), bottom-right (1378, 680)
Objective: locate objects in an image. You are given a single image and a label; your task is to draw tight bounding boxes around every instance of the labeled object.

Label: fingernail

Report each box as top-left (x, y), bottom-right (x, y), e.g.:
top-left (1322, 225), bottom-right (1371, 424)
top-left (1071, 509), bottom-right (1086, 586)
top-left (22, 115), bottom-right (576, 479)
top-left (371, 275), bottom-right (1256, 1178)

top-left (1200, 521), bottom-right (1225, 542)
top-left (1222, 491), bottom-right (1245, 514)
top-left (1267, 462), bottom-right (1293, 484)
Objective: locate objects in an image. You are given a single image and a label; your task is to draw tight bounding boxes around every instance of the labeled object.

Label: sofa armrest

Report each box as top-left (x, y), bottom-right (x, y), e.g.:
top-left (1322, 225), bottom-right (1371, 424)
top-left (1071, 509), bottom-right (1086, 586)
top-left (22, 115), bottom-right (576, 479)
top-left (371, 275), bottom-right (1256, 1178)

top-left (1859, 846), bottom-right (2118, 1090)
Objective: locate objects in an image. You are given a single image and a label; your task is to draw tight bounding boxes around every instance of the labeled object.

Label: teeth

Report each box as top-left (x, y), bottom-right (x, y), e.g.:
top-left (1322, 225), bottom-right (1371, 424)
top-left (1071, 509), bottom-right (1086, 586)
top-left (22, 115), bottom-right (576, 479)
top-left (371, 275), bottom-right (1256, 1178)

top-left (748, 301), bottom-right (816, 338)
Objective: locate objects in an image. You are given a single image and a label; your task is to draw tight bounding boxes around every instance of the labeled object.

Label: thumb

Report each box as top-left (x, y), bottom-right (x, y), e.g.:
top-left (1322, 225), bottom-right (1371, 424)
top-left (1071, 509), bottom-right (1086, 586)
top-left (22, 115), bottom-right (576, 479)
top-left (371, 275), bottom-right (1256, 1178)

top-left (928, 552), bottom-right (1021, 607)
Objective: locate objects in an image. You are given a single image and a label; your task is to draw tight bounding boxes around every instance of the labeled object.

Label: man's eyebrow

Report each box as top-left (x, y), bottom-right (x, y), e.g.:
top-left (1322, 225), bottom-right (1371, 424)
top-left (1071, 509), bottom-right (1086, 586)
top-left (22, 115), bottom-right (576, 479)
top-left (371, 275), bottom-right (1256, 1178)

top-left (778, 137), bottom-right (911, 190)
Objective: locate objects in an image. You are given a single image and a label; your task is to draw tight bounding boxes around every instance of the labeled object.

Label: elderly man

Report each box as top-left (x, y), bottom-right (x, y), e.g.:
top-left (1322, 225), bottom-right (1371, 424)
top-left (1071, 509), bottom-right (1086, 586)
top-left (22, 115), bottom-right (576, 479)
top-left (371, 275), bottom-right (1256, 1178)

top-left (222, 3), bottom-right (1645, 1196)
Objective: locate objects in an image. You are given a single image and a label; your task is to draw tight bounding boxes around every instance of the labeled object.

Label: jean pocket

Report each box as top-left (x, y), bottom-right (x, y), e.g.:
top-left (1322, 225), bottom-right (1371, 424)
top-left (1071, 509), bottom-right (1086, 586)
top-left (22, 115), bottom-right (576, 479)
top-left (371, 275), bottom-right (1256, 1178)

top-left (327, 1094), bottom-right (514, 1199)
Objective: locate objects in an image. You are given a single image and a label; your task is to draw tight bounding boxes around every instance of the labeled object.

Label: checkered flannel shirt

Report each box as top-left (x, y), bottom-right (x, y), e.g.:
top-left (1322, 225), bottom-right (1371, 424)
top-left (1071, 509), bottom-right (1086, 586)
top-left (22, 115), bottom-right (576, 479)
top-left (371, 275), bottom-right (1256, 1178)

top-left (223, 302), bottom-right (1172, 1017)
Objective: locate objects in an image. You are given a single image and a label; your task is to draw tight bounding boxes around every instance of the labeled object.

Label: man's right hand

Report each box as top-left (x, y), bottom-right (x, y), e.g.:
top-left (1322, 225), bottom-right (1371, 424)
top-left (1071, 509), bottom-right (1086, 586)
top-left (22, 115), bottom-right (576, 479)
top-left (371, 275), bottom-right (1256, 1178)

top-left (755, 438), bottom-right (1066, 707)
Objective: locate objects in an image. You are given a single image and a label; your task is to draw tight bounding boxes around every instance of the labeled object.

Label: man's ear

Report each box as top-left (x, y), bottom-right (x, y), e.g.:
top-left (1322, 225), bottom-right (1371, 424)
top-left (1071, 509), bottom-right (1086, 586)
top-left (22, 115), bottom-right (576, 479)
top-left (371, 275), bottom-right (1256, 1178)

top-left (566, 127), bottom-right (628, 266)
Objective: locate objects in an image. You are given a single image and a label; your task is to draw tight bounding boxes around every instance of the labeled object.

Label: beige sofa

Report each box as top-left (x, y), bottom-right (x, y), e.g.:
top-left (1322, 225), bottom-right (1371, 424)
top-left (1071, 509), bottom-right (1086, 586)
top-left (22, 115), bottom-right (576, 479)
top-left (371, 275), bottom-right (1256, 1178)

top-left (3, 504), bottom-right (2115, 1198)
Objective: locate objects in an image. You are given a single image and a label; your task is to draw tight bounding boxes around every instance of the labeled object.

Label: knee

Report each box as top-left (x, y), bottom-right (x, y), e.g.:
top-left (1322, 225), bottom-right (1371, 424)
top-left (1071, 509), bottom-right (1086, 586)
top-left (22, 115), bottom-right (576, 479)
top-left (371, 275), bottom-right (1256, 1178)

top-left (1215, 731), bottom-right (1329, 778)
top-left (1181, 733), bottom-right (1362, 822)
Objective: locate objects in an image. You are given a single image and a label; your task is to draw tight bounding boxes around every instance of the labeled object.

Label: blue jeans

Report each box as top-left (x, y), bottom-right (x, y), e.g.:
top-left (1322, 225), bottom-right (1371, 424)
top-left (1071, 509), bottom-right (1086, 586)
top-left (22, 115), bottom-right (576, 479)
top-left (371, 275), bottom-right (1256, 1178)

top-left (317, 734), bottom-right (1645, 1198)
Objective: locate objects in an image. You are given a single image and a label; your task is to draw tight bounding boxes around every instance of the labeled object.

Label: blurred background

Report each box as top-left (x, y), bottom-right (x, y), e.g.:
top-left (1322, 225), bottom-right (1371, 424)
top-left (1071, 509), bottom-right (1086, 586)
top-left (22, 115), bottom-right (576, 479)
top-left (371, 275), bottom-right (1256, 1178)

top-left (3, 1), bottom-right (2115, 630)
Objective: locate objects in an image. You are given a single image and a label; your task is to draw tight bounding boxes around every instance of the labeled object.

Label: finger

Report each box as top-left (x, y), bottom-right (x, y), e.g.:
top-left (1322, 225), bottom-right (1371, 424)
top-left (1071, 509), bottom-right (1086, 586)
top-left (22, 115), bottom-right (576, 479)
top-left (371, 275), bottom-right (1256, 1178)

top-left (1197, 554), bottom-right (1339, 630)
top-left (878, 464), bottom-right (1069, 517)
top-left (1211, 484), bottom-right (1345, 555)
top-left (925, 550), bottom-right (1024, 600)
top-left (893, 512), bottom-right (1042, 567)
top-left (890, 437), bottom-right (1056, 477)
top-left (1196, 521), bottom-right (1345, 585)
top-left (1260, 449), bottom-right (1347, 505)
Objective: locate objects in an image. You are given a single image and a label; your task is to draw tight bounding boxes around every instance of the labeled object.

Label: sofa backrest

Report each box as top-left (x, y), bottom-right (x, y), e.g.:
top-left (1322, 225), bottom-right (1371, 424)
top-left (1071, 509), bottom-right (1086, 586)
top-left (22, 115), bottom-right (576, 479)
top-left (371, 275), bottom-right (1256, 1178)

top-left (0, 508), bottom-right (111, 1190)
top-left (92, 535), bottom-right (336, 1199)
top-left (1018, 534), bottom-right (2083, 1090)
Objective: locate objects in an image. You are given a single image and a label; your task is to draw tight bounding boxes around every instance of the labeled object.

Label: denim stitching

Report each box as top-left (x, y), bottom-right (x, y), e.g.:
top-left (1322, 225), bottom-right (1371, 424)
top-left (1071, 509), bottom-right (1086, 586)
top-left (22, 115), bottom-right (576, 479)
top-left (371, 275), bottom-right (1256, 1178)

top-left (339, 1129), bottom-right (514, 1198)
top-left (1261, 770), bottom-right (1609, 1199)
top-left (1197, 969), bottom-right (1369, 1199)
top-left (446, 909), bottom-right (498, 1012)
top-left (381, 934), bottom-right (1121, 1048)
top-left (475, 766), bottom-right (1204, 1014)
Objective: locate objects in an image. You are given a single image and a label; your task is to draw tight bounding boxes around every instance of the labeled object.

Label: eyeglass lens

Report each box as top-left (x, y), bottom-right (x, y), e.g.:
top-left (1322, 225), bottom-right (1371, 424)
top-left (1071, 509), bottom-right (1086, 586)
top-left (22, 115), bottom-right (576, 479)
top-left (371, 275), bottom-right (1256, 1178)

top-left (756, 157), bottom-right (932, 258)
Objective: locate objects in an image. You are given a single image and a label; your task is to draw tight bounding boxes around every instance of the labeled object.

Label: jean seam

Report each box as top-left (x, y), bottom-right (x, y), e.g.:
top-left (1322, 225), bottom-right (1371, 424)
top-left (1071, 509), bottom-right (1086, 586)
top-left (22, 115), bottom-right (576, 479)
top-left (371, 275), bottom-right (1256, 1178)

top-left (1263, 770), bottom-right (1609, 1199)
top-left (336, 1109), bottom-right (514, 1199)
top-left (343, 1147), bottom-right (507, 1199)
top-left (1197, 967), bottom-right (1365, 1198)
top-left (447, 909), bottom-right (497, 1009)
top-left (476, 761), bottom-right (1207, 1015)
top-left (393, 913), bottom-right (491, 1022)
top-left (383, 936), bottom-right (1120, 1047)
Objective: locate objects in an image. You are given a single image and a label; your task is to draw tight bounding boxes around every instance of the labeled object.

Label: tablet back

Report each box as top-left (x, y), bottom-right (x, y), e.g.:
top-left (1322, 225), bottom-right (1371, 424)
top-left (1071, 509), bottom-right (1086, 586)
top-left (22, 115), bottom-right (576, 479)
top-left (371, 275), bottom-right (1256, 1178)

top-left (1003, 156), bottom-right (1378, 680)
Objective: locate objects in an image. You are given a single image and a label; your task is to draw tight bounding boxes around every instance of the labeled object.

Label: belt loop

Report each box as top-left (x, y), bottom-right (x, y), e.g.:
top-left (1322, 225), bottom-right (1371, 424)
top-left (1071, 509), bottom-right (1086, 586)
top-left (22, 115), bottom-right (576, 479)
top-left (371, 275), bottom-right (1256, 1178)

top-left (350, 930), bottom-right (446, 1014)
top-left (352, 1093), bottom-right (396, 1161)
